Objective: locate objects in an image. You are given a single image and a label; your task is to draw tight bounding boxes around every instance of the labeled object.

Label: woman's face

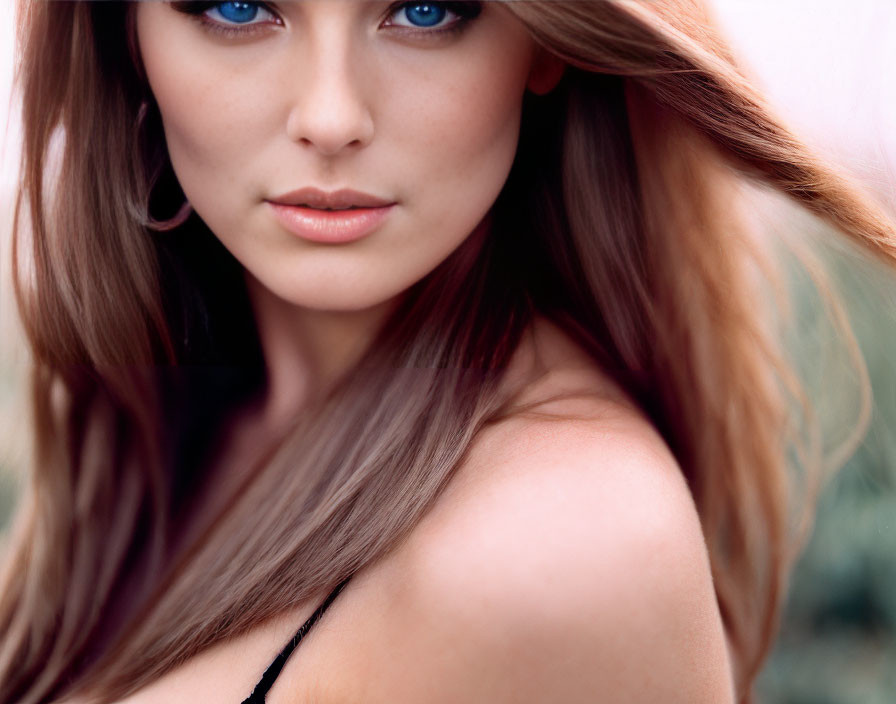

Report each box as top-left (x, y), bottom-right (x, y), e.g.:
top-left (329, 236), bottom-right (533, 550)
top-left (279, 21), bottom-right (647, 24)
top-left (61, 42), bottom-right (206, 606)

top-left (136, 1), bottom-right (561, 312)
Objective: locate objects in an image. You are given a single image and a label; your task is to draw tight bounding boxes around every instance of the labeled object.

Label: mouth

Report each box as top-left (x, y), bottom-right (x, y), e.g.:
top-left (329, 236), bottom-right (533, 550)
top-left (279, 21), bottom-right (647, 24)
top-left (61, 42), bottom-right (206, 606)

top-left (268, 187), bottom-right (395, 210)
top-left (267, 200), bottom-right (395, 245)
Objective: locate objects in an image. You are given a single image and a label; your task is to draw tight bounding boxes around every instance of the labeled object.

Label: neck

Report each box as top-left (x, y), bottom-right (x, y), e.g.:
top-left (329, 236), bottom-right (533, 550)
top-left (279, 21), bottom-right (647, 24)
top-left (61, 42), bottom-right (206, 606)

top-left (243, 271), bottom-right (399, 428)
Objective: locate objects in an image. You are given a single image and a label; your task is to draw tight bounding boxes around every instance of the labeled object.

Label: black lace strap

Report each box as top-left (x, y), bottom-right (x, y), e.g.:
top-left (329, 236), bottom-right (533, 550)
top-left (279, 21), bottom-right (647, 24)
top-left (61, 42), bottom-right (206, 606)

top-left (241, 575), bottom-right (353, 703)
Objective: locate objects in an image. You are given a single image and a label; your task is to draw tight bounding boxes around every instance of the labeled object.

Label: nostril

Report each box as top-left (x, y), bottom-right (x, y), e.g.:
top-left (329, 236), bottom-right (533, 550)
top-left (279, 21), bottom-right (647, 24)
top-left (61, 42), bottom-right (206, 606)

top-left (285, 90), bottom-right (375, 155)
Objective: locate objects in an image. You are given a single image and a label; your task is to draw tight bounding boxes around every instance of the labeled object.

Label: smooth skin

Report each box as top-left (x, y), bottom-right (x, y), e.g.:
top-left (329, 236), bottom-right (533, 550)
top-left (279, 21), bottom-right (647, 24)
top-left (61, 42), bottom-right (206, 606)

top-left (117, 2), bottom-right (738, 702)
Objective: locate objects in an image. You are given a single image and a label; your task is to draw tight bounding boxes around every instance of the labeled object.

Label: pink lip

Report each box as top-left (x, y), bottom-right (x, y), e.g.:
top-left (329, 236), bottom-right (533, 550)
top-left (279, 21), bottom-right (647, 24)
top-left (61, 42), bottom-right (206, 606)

top-left (266, 187), bottom-right (396, 244)
top-left (269, 187), bottom-right (394, 210)
top-left (268, 203), bottom-right (394, 244)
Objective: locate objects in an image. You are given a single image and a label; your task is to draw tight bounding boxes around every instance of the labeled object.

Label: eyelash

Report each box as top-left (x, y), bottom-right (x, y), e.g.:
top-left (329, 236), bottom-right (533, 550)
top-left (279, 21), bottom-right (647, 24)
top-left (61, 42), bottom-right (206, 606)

top-left (169, 2), bottom-right (483, 40)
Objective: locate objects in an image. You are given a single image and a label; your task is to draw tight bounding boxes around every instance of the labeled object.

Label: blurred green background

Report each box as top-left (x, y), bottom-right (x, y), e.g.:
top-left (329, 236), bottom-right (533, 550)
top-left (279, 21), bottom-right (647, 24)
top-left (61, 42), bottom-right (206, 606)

top-left (756, 227), bottom-right (896, 704)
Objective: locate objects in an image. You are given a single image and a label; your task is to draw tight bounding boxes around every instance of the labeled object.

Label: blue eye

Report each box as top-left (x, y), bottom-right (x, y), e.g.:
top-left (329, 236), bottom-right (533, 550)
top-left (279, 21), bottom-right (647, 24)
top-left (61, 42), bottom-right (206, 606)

top-left (205, 2), bottom-right (275, 26)
top-left (399, 4), bottom-right (448, 28)
top-left (216, 3), bottom-right (257, 24)
top-left (387, 2), bottom-right (482, 32)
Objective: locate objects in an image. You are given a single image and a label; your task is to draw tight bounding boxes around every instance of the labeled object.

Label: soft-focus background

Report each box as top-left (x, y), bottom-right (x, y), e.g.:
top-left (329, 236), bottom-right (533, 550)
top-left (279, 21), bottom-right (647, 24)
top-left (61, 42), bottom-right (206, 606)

top-left (709, 4), bottom-right (896, 702)
top-left (0, 0), bottom-right (23, 531)
top-left (1, 3), bottom-right (895, 702)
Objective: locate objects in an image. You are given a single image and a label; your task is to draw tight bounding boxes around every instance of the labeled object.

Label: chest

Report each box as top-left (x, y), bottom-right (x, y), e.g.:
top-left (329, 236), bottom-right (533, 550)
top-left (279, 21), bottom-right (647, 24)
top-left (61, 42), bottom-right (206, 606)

top-left (94, 411), bottom-right (511, 704)
top-left (87, 551), bottom-right (407, 704)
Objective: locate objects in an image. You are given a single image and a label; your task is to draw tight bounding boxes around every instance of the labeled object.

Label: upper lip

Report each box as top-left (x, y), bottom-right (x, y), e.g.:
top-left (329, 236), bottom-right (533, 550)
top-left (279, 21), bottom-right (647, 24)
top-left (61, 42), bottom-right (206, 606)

top-left (267, 187), bottom-right (395, 210)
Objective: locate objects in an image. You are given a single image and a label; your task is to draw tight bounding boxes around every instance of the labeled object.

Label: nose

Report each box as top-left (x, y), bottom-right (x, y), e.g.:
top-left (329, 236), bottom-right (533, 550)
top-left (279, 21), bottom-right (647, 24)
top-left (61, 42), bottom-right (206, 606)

top-left (284, 26), bottom-right (375, 156)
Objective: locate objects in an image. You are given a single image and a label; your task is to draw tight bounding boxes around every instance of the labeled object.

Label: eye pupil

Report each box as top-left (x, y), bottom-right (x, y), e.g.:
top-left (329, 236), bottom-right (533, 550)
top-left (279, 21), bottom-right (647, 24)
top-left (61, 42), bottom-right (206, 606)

top-left (217, 2), bottom-right (259, 24)
top-left (404, 4), bottom-right (447, 28)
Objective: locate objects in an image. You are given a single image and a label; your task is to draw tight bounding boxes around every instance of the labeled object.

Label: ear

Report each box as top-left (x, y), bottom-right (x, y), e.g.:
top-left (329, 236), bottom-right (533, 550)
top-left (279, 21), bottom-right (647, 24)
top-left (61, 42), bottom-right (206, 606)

top-left (526, 47), bottom-right (566, 96)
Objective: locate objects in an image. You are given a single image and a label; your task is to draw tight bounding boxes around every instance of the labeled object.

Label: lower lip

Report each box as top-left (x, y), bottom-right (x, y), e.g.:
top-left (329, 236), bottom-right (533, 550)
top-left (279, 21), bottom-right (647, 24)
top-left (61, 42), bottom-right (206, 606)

top-left (267, 202), bottom-right (394, 244)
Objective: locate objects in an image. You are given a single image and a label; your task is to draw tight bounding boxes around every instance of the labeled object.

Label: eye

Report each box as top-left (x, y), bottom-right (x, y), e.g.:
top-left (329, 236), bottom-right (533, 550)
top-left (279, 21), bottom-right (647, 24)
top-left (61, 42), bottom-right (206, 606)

top-left (382, 2), bottom-right (483, 34)
top-left (169, 1), bottom-right (282, 35)
top-left (204, 2), bottom-right (277, 27)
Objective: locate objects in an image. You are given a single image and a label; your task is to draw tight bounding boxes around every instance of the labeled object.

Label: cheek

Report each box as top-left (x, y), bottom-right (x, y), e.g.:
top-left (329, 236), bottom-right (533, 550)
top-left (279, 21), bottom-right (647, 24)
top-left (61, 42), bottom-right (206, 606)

top-left (137, 13), bottom-right (275, 208)
top-left (146, 81), bottom-right (264, 205)
top-left (380, 37), bottom-right (534, 222)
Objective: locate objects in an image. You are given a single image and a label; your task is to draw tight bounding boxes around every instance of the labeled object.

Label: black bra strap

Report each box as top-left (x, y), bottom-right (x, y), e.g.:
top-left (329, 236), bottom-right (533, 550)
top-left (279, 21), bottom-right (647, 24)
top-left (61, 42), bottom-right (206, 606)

top-left (241, 575), bottom-right (353, 703)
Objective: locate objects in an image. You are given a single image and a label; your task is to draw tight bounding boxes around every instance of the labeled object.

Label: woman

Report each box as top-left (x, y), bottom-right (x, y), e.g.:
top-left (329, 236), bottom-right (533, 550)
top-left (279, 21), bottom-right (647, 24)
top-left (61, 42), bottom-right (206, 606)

top-left (1, 1), bottom-right (893, 702)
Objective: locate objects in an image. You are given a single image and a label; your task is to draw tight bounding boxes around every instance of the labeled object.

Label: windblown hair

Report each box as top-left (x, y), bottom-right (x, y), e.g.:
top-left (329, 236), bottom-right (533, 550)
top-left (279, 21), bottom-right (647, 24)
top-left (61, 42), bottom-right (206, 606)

top-left (1, 1), bottom-right (894, 703)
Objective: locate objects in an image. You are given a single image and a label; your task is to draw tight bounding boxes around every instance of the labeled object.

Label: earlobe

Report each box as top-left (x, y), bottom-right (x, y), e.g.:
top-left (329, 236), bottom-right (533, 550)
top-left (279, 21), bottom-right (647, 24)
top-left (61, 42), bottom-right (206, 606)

top-left (526, 48), bottom-right (566, 96)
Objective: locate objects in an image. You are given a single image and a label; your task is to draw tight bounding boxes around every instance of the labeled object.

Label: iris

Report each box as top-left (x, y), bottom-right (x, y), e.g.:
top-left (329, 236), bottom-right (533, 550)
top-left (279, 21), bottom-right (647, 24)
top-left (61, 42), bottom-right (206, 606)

top-left (403, 4), bottom-right (447, 28)
top-left (216, 2), bottom-right (258, 24)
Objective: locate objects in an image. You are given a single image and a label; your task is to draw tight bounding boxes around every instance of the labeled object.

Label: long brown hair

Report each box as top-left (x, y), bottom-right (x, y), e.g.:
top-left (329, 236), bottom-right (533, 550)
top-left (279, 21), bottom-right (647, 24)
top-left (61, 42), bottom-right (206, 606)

top-left (2, 1), bottom-right (894, 702)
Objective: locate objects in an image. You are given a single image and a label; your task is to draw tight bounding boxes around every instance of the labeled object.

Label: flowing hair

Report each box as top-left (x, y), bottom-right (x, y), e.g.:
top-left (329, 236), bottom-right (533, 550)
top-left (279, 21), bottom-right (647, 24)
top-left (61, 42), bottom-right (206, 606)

top-left (1, 1), bottom-right (894, 702)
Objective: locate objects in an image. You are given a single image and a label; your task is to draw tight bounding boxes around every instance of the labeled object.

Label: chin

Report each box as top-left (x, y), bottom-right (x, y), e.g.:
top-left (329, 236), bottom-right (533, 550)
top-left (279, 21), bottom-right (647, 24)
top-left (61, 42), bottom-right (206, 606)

top-left (265, 277), bottom-right (410, 315)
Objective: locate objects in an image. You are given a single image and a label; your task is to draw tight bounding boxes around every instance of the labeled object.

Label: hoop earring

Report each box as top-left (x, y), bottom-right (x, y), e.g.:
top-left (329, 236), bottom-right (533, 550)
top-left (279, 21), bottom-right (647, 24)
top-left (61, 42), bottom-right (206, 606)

top-left (136, 101), bottom-right (194, 232)
top-left (145, 199), bottom-right (193, 233)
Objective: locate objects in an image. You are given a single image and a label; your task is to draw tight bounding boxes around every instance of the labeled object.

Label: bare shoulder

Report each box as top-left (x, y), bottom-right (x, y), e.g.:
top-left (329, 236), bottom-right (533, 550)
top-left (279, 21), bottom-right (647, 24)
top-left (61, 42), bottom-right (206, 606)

top-left (277, 318), bottom-right (735, 702)
top-left (363, 320), bottom-right (735, 702)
